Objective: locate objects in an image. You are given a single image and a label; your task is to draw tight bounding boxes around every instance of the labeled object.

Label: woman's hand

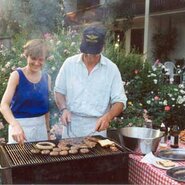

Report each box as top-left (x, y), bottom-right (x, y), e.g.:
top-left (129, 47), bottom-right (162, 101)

top-left (11, 121), bottom-right (26, 145)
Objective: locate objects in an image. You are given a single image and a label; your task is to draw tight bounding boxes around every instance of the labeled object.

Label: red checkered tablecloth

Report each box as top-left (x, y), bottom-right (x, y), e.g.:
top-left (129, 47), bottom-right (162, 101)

top-left (129, 142), bottom-right (185, 184)
top-left (129, 154), bottom-right (185, 185)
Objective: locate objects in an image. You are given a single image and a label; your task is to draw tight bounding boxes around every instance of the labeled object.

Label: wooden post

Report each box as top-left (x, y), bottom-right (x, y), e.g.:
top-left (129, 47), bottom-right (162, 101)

top-left (143, 0), bottom-right (150, 61)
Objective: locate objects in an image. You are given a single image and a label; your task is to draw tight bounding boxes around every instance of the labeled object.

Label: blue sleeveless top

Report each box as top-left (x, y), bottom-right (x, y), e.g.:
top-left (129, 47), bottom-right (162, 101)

top-left (11, 69), bottom-right (49, 118)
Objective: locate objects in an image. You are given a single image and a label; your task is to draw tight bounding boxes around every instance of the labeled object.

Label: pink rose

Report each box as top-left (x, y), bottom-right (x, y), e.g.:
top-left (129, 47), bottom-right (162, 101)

top-left (154, 96), bottom-right (160, 101)
top-left (134, 70), bottom-right (139, 74)
top-left (164, 105), bottom-right (171, 111)
top-left (43, 33), bottom-right (53, 39)
top-left (155, 59), bottom-right (160, 64)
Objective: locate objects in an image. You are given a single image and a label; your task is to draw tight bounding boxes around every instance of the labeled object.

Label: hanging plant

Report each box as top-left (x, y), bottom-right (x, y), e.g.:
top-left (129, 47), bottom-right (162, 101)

top-left (152, 27), bottom-right (177, 61)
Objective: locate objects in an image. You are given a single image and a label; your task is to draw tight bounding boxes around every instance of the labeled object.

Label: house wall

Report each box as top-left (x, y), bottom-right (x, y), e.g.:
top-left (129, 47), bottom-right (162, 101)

top-left (171, 14), bottom-right (185, 60)
top-left (100, 0), bottom-right (120, 4)
top-left (127, 12), bottom-right (185, 63)
top-left (149, 13), bottom-right (185, 61)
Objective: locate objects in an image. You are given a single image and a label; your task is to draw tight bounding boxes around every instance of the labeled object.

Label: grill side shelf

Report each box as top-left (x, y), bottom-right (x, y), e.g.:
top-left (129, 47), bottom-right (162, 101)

top-left (0, 145), bottom-right (13, 169)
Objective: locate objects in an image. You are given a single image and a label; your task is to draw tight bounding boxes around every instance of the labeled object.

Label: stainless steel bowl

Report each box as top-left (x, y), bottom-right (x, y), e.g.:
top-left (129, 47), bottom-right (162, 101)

top-left (119, 127), bottom-right (164, 154)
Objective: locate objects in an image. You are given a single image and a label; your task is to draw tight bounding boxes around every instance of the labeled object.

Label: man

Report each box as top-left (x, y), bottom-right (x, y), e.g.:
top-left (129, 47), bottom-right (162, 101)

top-left (54, 25), bottom-right (127, 138)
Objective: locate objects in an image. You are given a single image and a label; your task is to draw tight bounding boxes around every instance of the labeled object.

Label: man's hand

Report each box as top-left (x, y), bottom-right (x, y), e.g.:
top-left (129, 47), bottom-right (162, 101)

top-left (95, 114), bottom-right (111, 132)
top-left (95, 102), bottom-right (124, 132)
top-left (59, 109), bottom-right (71, 126)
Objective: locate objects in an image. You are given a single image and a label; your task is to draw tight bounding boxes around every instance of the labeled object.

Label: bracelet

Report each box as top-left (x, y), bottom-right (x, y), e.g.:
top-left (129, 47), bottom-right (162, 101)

top-left (59, 107), bottom-right (67, 116)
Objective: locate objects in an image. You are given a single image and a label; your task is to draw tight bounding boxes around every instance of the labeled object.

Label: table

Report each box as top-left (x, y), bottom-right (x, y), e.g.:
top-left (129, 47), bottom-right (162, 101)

top-left (128, 147), bottom-right (185, 185)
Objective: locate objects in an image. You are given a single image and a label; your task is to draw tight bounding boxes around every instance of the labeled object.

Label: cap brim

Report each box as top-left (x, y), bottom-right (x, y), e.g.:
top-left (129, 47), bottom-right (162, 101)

top-left (80, 42), bottom-right (103, 54)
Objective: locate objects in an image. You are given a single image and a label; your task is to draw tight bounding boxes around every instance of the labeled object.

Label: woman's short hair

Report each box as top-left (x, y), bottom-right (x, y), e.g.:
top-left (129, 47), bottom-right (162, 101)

top-left (23, 39), bottom-right (49, 59)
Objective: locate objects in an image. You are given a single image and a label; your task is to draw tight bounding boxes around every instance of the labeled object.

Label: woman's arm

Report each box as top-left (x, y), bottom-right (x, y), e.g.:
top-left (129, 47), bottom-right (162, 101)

top-left (0, 71), bottom-right (26, 144)
top-left (1, 71), bottom-right (19, 125)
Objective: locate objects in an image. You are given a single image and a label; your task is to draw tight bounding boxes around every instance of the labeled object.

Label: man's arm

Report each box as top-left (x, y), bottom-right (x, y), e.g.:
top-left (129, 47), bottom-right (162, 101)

top-left (54, 92), bottom-right (67, 111)
top-left (54, 92), bottom-right (71, 125)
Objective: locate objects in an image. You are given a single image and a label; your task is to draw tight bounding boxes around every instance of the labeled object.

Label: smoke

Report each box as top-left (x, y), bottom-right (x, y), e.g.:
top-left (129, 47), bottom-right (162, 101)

top-left (0, 0), bottom-right (64, 37)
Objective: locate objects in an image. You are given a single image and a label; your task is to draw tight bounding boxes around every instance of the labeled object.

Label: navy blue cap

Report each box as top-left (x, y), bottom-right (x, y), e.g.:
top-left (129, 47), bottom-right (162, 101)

top-left (80, 26), bottom-right (106, 54)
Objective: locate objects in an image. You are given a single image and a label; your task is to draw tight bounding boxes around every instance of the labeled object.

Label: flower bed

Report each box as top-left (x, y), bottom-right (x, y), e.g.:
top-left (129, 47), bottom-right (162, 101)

top-left (0, 30), bottom-right (185, 142)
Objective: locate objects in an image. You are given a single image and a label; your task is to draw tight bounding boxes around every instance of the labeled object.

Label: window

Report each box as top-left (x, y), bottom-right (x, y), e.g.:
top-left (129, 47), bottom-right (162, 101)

top-left (131, 29), bottom-right (144, 54)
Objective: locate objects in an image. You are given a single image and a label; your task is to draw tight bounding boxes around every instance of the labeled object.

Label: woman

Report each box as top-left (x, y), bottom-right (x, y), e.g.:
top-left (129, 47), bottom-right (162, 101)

top-left (0, 39), bottom-right (51, 145)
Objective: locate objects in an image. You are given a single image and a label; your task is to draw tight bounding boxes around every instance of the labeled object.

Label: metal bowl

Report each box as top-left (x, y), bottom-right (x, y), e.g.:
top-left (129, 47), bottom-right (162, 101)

top-left (118, 127), bottom-right (164, 155)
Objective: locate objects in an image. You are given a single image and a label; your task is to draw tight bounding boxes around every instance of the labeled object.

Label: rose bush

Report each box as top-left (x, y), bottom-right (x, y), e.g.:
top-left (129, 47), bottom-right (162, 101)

top-left (0, 29), bottom-right (185, 143)
top-left (105, 46), bottom-right (185, 129)
top-left (144, 83), bottom-right (185, 128)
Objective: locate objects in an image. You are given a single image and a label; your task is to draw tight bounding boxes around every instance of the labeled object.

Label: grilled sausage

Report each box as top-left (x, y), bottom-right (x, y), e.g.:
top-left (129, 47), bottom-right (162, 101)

top-left (60, 146), bottom-right (70, 151)
top-left (59, 150), bottom-right (68, 156)
top-left (41, 149), bottom-right (50, 155)
top-left (69, 149), bottom-right (78, 154)
top-left (50, 151), bottom-right (59, 156)
top-left (70, 146), bottom-right (79, 150)
top-left (52, 147), bottom-right (62, 152)
top-left (110, 146), bottom-right (119, 152)
top-left (80, 148), bottom-right (90, 154)
top-left (36, 142), bottom-right (55, 150)
top-left (30, 148), bottom-right (40, 154)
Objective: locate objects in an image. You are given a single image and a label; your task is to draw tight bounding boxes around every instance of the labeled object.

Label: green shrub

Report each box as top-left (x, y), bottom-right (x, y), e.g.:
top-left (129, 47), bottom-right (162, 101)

top-left (105, 44), bottom-right (185, 129)
top-left (1, 29), bottom-right (185, 142)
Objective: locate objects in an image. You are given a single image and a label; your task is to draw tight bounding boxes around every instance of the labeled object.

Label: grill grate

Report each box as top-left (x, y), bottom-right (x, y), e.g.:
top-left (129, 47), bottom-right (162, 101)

top-left (4, 139), bottom-right (123, 167)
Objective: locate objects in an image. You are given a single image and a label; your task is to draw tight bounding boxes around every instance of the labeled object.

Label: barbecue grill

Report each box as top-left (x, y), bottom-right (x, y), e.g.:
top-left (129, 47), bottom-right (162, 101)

top-left (0, 136), bottom-right (128, 184)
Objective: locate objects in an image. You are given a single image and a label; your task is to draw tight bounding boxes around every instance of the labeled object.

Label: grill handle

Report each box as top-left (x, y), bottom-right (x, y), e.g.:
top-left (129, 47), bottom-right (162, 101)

top-left (0, 145), bottom-right (12, 170)
top-left (0, 165), bottom-right (11, 170)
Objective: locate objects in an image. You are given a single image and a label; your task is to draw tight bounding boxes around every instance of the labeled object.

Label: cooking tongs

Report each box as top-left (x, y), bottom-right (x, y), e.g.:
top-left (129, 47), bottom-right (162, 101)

top-left (86, 131), bottom-right (96, 137)
top-left (66, 122), bottom-right (77, 138)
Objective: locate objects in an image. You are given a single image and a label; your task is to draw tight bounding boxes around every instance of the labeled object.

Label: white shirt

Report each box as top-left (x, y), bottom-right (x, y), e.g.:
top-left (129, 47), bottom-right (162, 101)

top-left (54, 53), bottom-right (127, 117)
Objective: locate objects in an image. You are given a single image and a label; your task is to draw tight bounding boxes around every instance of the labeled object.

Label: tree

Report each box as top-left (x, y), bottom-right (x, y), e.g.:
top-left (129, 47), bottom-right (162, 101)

top-left (0, 0), bottom-right (65, 37)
